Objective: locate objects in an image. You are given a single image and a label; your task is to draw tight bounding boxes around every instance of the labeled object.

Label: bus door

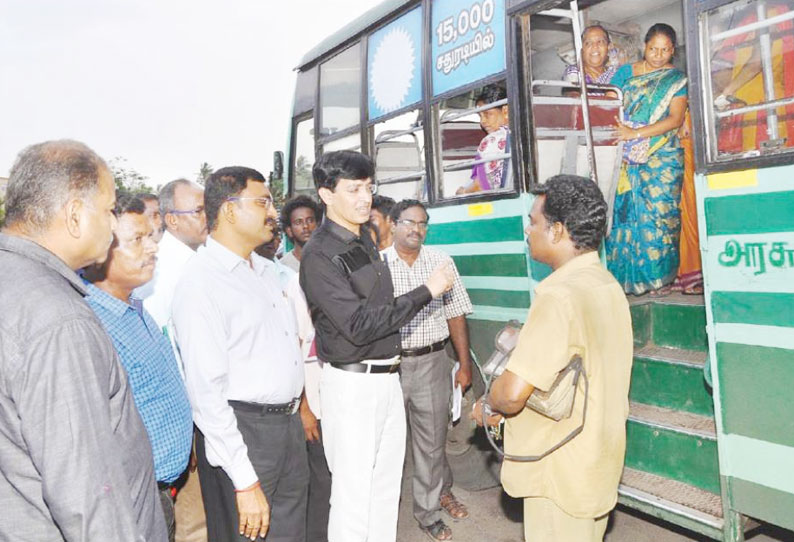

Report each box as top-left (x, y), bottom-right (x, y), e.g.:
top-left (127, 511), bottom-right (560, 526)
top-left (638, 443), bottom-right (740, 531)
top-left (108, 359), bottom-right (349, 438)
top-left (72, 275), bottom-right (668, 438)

top-left (512, 0), bottom-right (624, 285)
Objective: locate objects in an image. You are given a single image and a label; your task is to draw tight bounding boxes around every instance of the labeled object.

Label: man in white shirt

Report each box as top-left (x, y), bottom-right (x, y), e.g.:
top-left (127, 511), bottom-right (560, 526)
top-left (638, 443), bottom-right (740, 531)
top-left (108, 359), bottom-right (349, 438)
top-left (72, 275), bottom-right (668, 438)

top-left (137, 179), bottom-right (207, 330)
top-left (136, 179), bottom-right (209, 542)
top-left (172, 166), bottom-right (308, 542)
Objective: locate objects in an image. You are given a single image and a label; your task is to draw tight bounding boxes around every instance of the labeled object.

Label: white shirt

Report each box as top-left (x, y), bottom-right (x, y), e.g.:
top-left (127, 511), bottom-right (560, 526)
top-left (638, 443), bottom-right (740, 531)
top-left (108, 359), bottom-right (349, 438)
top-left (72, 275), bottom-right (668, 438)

top-left (280, 250), bottom-right (300, 272)
top-left (171, 236), bottom-right (304, 490)
top-left (261, 256), bottom-right (296, 291)
top-left (136, 231), bottom-right (196, 330)
top-left (285, 273), bottom-right (321, 419)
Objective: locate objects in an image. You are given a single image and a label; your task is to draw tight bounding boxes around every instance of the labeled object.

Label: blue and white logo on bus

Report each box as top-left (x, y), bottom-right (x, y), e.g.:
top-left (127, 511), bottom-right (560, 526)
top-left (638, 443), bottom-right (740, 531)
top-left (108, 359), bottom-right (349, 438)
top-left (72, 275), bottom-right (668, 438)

top-left (431, 0), bottom-right (506, 96)
top-left (368, 7), bottom-right (423, 120)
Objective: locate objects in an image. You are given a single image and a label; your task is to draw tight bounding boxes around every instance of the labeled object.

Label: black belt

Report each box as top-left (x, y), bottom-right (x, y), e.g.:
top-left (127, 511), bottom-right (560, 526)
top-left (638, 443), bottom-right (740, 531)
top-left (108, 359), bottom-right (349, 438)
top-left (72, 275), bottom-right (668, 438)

top-left (329, 361), bottom-right (400, 374)
top-left (229, 397), bottom-right (300, 415)
top-left (401, 339), bottom-right (448, 358)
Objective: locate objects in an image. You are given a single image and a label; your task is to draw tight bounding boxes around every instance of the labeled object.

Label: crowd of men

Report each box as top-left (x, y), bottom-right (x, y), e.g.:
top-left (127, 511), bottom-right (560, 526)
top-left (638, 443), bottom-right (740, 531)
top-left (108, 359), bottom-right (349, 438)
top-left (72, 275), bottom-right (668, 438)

top-left (0, 139), bottom-right (631, 542)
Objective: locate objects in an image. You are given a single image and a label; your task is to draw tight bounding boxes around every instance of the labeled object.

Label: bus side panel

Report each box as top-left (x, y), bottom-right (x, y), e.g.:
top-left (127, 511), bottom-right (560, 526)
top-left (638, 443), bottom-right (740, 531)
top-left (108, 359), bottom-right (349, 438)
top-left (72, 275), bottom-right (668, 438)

top-left (425, 194), bottom-right (542, 364)
top-left (696, 163), bottom-right (794, 531)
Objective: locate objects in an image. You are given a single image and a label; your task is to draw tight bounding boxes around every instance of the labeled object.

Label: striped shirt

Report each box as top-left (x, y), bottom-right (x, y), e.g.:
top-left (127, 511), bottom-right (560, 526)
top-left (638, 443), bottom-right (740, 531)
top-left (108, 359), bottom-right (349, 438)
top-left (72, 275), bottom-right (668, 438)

top-left (382, 245), bottom-right (472, 349)
top-left (86, 283), bottom-right (193, 484)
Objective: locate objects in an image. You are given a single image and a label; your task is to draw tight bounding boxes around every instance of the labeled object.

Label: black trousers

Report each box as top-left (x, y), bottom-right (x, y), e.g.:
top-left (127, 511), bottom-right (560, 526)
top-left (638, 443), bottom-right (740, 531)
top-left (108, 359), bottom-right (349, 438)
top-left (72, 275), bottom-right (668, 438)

top-left (306, 422), bottom-right (331, 542)
top-left (196, 408), bottom-right (309, 542)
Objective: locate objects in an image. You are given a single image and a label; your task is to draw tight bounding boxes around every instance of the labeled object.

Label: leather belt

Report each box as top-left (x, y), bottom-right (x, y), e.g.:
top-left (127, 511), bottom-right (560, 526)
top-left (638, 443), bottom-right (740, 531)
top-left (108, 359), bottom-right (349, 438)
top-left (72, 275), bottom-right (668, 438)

top-left (229, 397), bottom-right (301, 415)
top-left (401, 338), bottom-right (448, 358)
top-left (329, 361), bottom-right (400, 374)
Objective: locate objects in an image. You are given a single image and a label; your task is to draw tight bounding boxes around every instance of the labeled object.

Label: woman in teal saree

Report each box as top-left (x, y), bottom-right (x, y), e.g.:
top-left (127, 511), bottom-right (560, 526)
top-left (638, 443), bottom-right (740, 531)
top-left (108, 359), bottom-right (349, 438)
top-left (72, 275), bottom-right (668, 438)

top-left (607, 23), bottom-right (689, 296)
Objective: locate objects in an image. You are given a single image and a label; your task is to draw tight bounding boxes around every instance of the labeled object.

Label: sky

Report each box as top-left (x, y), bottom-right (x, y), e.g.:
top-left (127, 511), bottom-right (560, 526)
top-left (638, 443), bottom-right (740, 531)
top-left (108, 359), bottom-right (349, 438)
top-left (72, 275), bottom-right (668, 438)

top-left (0, 0), bottom-right (384, 186)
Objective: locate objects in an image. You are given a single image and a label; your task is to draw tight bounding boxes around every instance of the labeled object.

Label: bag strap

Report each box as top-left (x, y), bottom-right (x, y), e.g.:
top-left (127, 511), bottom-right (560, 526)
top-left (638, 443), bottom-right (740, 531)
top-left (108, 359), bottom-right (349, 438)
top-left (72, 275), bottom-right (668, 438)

top-left (481, 358), bottom-right (589, 462)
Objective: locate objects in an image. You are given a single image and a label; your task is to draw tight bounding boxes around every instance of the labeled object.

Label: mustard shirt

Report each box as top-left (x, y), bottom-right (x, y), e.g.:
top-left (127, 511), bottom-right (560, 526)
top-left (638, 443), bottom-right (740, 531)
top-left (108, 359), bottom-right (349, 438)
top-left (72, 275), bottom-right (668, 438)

top-left (501, 251), bottom-right (633, 518)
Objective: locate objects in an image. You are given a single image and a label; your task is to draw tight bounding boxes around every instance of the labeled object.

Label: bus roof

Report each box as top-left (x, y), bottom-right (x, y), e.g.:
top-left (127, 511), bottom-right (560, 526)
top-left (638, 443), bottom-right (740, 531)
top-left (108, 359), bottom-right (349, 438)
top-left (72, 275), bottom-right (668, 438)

top-left (295, 0), bottom-right (415, 71)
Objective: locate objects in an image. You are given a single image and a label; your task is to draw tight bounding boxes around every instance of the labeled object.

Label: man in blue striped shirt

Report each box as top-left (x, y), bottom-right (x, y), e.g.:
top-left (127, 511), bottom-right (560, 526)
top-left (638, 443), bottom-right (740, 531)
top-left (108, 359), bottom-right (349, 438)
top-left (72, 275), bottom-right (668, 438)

top-left (84, 193), bottom-right (194, 542)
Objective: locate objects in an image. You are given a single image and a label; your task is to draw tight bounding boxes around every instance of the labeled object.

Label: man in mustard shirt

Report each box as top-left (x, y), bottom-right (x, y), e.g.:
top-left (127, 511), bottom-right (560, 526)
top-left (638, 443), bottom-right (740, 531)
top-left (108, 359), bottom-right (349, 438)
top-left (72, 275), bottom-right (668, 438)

top-left (473, 174), bottom-right (633, 541)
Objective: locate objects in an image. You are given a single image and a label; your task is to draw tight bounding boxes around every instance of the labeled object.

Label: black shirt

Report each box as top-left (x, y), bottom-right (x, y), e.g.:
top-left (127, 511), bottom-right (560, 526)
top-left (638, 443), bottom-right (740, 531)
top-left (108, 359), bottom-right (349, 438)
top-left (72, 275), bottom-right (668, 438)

top-left (300, 219), bottom-right (432, 364)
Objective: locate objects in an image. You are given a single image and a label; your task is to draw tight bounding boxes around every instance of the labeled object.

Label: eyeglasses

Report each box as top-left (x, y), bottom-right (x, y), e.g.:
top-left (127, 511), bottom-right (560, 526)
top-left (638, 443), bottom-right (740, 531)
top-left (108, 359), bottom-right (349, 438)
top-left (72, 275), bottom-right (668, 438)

top-left (396, 219), bottom-right (429, 231)
top-left (168, 207), bottom-right (204, 216)
top-left (226, 196), bottom-right (273, 209)
top-left (341, 183), bottom-right (377, 196)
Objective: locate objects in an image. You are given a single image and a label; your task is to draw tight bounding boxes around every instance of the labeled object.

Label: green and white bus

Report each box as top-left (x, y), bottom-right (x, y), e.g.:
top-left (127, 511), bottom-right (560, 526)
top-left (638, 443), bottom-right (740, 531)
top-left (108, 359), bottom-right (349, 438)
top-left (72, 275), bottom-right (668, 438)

top-left (282, 0), bottom-right (794, 540)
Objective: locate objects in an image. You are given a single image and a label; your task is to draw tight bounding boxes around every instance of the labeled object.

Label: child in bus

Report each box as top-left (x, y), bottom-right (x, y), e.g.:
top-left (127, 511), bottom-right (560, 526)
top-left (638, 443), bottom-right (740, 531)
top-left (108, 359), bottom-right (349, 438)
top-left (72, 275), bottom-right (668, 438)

top-left (456, 84), bottom-right (510, 195)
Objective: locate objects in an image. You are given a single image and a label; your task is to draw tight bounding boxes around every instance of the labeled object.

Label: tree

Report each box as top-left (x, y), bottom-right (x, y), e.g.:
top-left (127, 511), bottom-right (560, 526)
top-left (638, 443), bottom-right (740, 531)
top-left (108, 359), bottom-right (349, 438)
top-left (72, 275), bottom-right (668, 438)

top-left (108, 157), bottom-right (152, 195)
top-left (269, 172), bottom-right (285, 210)
top-left (294, 155), bottom-right (313, 192)
top-left (196, 162), bottom-right (213, 186)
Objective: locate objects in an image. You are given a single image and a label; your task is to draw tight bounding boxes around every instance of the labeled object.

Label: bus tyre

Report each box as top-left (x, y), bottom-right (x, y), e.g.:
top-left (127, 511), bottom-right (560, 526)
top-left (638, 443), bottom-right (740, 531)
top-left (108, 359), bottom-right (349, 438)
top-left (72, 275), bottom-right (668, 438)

top-left (445, 359), bottom-right (502, 491)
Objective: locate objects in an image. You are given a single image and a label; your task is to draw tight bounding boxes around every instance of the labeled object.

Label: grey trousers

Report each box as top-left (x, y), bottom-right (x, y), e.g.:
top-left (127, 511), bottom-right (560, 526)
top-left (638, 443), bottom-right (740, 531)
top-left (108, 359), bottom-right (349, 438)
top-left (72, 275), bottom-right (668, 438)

top-left (400, 349), bottom-right (454, 527)
top-left (306, 422), bottom-right (331, 542)
top-left (196, 409), bottom-right (309, 542)
top-left (160, 487), bottom-right (176, 542)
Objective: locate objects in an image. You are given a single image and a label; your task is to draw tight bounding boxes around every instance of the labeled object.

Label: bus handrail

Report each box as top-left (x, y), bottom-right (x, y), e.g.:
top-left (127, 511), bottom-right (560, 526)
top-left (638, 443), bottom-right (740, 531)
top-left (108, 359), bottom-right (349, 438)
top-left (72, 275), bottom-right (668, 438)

top-left (374, 126), bottom-right (423, 144)
top-left (711, 9), bottom-right (794, 41)
top-left (532, 80), bottom-right (623, 102)
top-left (442, 153), bottom-right (511, 173)
top-left (534, 129), bottom-right (617, 140)
top-left (440, 99), bottom-right (509, 124)
top-left (714, 95), bottom-right (794, 118)
top-left (377, 171), bottom-right (425, 186)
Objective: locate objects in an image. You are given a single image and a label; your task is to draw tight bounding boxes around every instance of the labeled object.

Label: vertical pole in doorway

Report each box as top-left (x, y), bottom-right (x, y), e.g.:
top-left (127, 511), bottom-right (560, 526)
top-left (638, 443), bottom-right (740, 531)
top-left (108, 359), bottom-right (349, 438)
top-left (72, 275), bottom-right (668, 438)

top-left (570, 0), bottom-right (598, 183)
top-left (757, 0), bottom-right (780, 141)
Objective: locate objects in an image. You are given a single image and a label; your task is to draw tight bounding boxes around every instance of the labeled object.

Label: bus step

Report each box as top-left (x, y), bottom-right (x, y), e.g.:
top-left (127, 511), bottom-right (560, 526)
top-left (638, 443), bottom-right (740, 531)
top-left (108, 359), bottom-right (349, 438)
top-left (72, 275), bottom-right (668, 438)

top-left (618, 467), bottom-right (724, 540)
top-left (629, 292), bottom-right (708, 352)
top-left (630, 346), bottom-right (713, 416)
top-left (628, 402), bottom-right (716, 439)
top-left (634, 344), bottom-right (707, 369)
top-left (625, 402), bottom-right (720, 496)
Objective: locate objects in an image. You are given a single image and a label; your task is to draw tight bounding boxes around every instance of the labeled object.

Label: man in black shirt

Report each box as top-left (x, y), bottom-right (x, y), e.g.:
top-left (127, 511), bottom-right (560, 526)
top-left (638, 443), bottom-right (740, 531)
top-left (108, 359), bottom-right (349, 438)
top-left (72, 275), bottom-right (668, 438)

top-left (300, 151), bottom-right (454, 542)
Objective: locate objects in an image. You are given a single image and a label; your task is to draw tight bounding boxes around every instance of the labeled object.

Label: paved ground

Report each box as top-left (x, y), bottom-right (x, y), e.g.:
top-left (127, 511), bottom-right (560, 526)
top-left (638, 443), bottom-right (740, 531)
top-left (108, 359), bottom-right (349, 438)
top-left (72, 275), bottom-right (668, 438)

top-left (396, 464), bottom-right (794, 542)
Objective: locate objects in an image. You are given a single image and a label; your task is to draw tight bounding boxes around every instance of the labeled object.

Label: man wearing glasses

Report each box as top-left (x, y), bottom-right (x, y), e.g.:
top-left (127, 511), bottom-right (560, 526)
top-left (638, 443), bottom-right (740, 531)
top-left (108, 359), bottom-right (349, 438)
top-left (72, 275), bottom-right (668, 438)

top-left (137, 178), bottom-right (208, 331)
top-left (136, 179), bottom-right (209, 542)
top-left (172, 167), bottom-right (307, 542)
top-left (381, 199), bottom-right (473, 542)
top-left (299, 151), bottom-right (455, 542)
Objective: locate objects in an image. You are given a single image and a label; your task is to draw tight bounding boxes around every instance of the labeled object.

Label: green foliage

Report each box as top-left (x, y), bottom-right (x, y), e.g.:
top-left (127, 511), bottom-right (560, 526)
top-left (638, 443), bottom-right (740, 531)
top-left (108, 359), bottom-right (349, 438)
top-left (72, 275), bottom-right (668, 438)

top-left (196, 162), bottom-right (213, 186)
top-left (0, 195), bottom-right (5, 226)
top-left (269, 175), bottom-right (286, 210)
top-left (109, 157), bottom-right (152, 195)
top-left (294, 155), bottom-right (313, 193)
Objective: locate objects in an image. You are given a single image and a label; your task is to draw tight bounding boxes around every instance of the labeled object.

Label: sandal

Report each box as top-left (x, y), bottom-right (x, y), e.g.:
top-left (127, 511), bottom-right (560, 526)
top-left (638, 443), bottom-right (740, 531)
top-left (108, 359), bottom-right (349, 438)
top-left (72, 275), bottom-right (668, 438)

top-left (421, 519), bottom-right (452, 541)
top-left (683, 283), bottom-right (704, 295)
top-left (649, 286), bottom-right (672, 298)
top-left (440, 491), bottom-right (469, 520)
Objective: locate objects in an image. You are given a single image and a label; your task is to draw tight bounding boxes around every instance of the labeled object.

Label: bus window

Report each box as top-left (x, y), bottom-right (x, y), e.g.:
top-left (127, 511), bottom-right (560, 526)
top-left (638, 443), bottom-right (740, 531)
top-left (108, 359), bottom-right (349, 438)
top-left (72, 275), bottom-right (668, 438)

top-left (291, 116), bottom-right (315, 194)
top-left (322, 133), bottom-right (361, 153)
top-left (436, 82), bottom-right (513, 199)
top-left (705, 0), bottom-right (794, 159)
top-left (294, 66), bottom-right (317, 116)
top-left (372, 109), bottom-right (426, 201)
top-left (319, 43), bottom-right (361, 137)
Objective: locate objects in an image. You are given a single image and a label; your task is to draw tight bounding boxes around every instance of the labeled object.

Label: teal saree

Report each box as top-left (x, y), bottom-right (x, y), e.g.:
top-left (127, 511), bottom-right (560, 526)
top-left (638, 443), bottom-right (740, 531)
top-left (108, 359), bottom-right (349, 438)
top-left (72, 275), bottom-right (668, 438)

top-left (606, 66), bottom-right (687, 295)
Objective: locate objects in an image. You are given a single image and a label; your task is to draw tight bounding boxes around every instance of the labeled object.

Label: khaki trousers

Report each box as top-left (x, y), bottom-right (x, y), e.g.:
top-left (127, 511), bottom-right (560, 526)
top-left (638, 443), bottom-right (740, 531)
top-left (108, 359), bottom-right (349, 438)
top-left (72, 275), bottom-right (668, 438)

top-left (523, 497), bottom-right (608, 542)
top-left (174, 437), bottom-right (207, 542)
